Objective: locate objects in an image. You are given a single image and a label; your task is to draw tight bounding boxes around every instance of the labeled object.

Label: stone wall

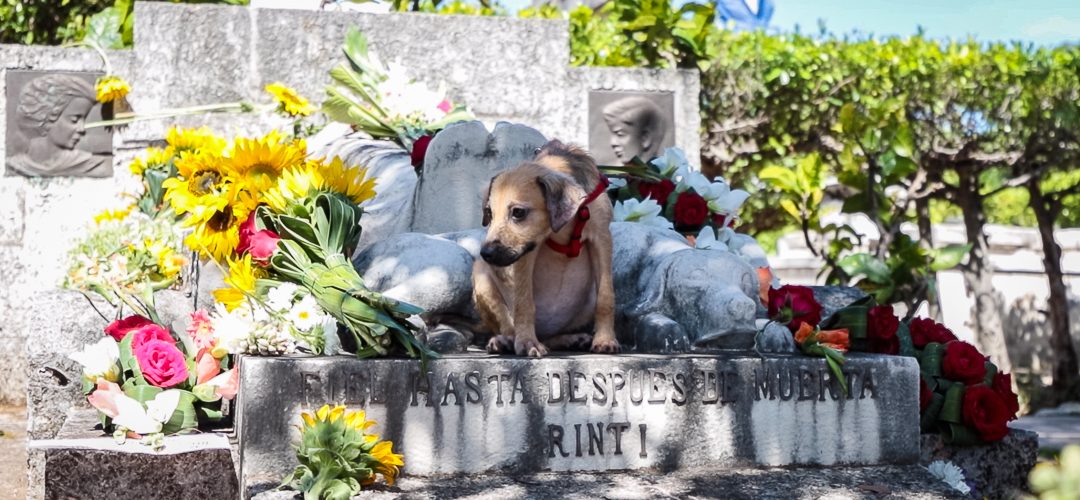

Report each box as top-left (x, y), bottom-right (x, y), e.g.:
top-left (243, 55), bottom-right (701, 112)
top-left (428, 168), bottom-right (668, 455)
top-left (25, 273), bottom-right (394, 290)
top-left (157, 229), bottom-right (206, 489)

top-left (0, 3), bottom-right (700, 409)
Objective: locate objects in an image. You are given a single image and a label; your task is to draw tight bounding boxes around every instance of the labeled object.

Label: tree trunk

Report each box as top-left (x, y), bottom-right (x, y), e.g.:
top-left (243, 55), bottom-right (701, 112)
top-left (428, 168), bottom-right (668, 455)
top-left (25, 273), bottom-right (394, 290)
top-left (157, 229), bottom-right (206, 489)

top-left (915, 196), bottom-right (941, 320)
top-left (1028, 179), bottom-right (1079, 402)
top-left (956, 169), bottom-right (1013, 372)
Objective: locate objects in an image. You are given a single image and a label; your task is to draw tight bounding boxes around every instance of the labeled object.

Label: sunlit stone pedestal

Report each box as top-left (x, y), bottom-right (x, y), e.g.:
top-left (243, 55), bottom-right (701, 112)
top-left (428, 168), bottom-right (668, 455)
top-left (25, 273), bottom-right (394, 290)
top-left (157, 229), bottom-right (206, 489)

top-left (236, 353), bottom-right (919, 496)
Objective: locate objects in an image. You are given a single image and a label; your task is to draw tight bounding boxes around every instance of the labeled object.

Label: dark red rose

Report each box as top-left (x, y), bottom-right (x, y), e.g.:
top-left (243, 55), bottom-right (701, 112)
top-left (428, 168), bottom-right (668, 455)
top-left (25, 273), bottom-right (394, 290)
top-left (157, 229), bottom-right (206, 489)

top-left (411, 135), bottom-right (433, 168)
top-left (866, 305), bottom-right (900, 354)
top-left (673, 191), bottom-right (708, 227)
top-left (920, 377), bottom-right (932, 412)
top-left (942, 340), bottom-right (988, 384)
top-left (237, 212), bottom-right (257, 256)
top-left (104, 315), bottom-right (154, 342)
top-left (962, 384), bottom-right (1011, 442)
top-left (869, 335), bottom-right (900, 355)
top-left (130, 323), bottom-right (174, 353)
top-left (992, 372), bottom-right (1020, 420)
top-left (767, 285), bottom-right (823, 333)
top-left (638, 179), bottom-right (676, 206)
top-left (909, 317), bottom-right (958, 348)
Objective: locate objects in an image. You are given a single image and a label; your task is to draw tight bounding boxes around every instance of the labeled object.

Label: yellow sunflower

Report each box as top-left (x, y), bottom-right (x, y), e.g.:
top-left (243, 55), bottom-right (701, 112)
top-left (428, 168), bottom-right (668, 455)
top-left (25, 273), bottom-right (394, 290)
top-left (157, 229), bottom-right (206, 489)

top-left (95, 75), bottom-right (130, 103)
top-left (185, 207), bottom-right (241, 262)
top-left (265, 82), bottom-right (316, 117)
top-left (370, 441), bottom-right (404, 486)
top-left (212, 254), bottom-right (264, 310)
top-left (224, 133), bottom-right (307, 191)
top-left (164, 152), bottom-right (232, 222)
top-left (165, 126), bottom-right (227, 156)
top-left (264, 156), bottom-right (376, 212)
top-left (129, 147), bottom-right (172, 176)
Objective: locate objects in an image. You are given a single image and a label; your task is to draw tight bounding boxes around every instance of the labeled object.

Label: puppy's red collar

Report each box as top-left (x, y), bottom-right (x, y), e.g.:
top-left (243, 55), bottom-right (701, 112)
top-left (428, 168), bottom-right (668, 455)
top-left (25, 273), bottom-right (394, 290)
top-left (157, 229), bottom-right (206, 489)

top-left (545, 176), bottom-right (610, 258)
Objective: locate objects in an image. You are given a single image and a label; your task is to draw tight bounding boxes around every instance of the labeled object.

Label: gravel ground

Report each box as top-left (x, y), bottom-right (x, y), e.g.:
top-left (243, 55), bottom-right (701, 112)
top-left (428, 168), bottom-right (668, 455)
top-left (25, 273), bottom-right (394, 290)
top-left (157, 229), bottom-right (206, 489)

top-left (0, 406), bottom-right (27, 500)
top-left (253, 465), bottom-right (964, 500)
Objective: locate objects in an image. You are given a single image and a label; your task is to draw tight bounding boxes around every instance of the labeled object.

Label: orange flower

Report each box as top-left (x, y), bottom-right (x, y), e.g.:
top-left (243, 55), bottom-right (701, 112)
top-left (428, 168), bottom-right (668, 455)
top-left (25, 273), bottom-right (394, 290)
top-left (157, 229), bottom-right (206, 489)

top-left (817, 328), bottom-right (850, 353)
top-left (794, 322), bottom-right (815, 344)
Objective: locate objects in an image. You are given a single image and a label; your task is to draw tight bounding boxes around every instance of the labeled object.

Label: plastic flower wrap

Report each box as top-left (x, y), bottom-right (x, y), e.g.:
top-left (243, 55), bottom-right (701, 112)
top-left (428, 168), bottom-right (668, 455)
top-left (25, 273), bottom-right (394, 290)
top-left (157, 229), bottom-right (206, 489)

top-left (608, 147), bottom-right (749, 236)
top-left (283, 405), bottom-right (404, 498)
top-left (322, 28), bottom-right (472, 158)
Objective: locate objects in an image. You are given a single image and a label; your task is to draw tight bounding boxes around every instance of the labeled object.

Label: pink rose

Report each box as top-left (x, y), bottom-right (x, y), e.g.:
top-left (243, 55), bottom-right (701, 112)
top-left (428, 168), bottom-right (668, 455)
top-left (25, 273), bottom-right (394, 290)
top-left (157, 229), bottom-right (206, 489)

top-left (130, 323), bottom-right (173, 352)
top-left (237, 212), bottom-right (257, 256)
top-left (87, 378), bottom-right (125, 418)
top-left (247, 229), bottom-right (280, 263)
top-left (104, 315), bottom-right (154, 342)
top-left (135, 339), bottom-right (189, 388)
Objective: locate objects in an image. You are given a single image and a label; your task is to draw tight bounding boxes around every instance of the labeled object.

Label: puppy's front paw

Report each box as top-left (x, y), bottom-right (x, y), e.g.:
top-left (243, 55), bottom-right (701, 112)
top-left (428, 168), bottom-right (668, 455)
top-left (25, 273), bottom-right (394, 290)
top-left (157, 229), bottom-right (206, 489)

top-left (590, 336), bottom-right (621, 354)
top-left (486, 335), bottom-right (514, 354)
top-left (515, 337), bottom-right (548, 358)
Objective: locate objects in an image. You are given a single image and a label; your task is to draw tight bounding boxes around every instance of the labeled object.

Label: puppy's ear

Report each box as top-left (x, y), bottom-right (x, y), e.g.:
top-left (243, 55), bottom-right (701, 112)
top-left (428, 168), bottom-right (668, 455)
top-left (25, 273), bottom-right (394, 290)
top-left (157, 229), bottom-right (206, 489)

top-left (481, 175), bottom-right (496, 227)
top-left (536, 172), bottom-right (587, 232)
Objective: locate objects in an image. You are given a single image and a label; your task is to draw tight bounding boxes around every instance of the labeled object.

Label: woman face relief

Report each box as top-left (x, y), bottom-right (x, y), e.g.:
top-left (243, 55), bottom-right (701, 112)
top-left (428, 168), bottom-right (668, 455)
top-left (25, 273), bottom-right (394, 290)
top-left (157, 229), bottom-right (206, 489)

top-left (607, 118), bottom-right (647, 163)
top-left (47, 96), bottom-right (93, 150)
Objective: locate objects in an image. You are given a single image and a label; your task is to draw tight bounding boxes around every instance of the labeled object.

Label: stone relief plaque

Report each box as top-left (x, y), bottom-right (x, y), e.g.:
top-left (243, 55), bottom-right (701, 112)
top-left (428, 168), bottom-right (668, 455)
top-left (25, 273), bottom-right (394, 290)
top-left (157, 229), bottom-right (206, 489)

top-left (5, 70), bottom-right (113, 178)
top-left (588, 90), bottom-right (675, 166)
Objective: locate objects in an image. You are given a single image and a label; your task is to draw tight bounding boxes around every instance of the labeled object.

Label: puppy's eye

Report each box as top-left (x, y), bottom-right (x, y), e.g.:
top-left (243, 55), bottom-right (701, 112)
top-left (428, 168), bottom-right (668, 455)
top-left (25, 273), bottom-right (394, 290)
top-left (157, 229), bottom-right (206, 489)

top-left (511, 207), bottom-right (528, 221)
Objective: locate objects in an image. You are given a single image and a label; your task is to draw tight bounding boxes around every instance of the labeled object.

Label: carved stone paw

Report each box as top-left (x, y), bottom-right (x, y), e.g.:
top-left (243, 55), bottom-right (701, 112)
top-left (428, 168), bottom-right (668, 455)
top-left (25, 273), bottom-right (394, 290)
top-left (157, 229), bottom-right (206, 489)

top-left (515, 337), bottom-right (548, 358)
top-left (756, 320), bottom-right (797, 354)
top-left (486, 334), bottom-right (515, 354)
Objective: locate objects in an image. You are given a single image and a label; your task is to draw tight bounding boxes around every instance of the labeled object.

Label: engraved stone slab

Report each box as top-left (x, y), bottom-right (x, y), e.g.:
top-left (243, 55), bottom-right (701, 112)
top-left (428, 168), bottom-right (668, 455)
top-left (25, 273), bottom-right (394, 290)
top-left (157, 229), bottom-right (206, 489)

top-left (4, 70), bottom-right (112, 177)
top-left (237, 353), bottom-right (920, 495)
top-left (409, 121), bottom-right (547, 234)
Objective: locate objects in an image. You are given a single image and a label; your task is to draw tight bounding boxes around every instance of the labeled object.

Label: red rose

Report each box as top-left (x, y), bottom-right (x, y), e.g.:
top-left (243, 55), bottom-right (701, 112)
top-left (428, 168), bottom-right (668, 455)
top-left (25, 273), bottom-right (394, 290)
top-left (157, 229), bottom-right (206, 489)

top-left (411, 134), bottom-right (433, 168)
top-left (712, 212), bottom-right (738, 228)
top-left (909, 317), bottom-right (957, 348)
top-left (767, 285), bottom-right (823, 333)
top-left (942, 340), bottom-right (988, 384)
top-left (130, 323), bottom-right (174, 353)
top-left (237, 212), bottom-right (257, 256)
top-left (638, 179), bottom-right (676, 206)
top-left (247, 229), bottom-right (280, 263)
top-left (673, 191), bottom-right (708, 227)
top-left (962, 385), bottom-right (1011, 442)
top-left (867, 305), bottom-right (900, 354)
top-left (992, 372), bottom-right (1020, 420)
top-left (104, 315), bottom-right (154, 342)
top-left (134, 339), bottom-right (190, 388)
top-left (920, 377), bottom-right (932, 411)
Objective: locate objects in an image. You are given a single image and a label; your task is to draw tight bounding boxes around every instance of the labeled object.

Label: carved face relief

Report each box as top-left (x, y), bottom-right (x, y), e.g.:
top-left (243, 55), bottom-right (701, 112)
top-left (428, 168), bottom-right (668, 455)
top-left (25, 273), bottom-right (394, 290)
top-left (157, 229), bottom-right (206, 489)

top-left (48, 97), bottom-right (92, 149)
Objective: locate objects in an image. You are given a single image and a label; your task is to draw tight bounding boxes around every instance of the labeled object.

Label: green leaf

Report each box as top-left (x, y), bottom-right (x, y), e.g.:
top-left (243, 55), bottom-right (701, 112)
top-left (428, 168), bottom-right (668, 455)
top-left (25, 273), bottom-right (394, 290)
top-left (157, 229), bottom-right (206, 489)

top-left (929, 243), bottom-right (972, 271)
top-left (920, 342), bottom-right (945, 377)
top-left (759, 166), bottom-right (799, 193)
top-left (122, 383), bottom-right (161, 404)
top-left (837, 253), bottom-right (891, 284)
top-left (83, 7), bottom-right (124, 50)
top-left (161, 390), bottom-right (198, 434)
top-left (939, 382), bottom-right (966, 424)
top-left (838, 103), bottom-right (857, 133)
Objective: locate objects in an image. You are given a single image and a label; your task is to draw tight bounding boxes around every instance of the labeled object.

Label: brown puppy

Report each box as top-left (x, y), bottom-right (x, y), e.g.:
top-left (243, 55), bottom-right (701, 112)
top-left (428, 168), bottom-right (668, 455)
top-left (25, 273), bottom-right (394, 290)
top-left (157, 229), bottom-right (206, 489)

top-left (473, 140), bottom-right (620, 357)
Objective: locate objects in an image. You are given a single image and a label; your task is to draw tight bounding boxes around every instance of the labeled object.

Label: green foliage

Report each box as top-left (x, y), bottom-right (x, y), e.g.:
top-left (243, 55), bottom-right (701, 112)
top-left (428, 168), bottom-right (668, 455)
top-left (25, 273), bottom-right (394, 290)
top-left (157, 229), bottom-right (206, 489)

top-left (0, 0), bottom-right (248, 47)
top-left (1029, 445), bottom-right (1080, 500)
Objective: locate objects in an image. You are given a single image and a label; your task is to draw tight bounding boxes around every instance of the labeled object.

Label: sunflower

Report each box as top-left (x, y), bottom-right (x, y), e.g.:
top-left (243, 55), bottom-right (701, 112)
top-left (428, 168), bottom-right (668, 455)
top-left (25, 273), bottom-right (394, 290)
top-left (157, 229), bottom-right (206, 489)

top-left (185, 207), bottom-right (241, 261)
top-left (95, 75), bottom-right (130, 103)
top-left (370, 441), bottom-right (404, 486)
top-left (224, 133), bottom-right (307, 192)
top-left (264, 156), bottom-right (377, 212)
top-left (129, 147), bottom-right (172, 176)
top-left (164, 152), bottom-right (232, 221)
top-left (265, 82), bottom-right (316, 117)
top-left (212, 254), bottom-right (264, 310)
top-left (165, 126), bottom-right (227, 156)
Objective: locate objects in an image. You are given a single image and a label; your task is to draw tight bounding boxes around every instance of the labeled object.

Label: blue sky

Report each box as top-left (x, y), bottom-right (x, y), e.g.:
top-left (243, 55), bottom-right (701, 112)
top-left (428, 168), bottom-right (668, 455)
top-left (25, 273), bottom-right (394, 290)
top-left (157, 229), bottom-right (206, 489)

top-left (499, 0), bottom-right (1080, 46)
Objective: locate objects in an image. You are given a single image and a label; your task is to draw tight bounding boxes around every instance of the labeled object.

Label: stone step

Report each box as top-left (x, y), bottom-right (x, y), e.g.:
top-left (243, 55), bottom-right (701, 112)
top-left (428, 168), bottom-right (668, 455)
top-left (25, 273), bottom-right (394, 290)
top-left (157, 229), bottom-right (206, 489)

top-left (236, 352), bottom-right (920, 496)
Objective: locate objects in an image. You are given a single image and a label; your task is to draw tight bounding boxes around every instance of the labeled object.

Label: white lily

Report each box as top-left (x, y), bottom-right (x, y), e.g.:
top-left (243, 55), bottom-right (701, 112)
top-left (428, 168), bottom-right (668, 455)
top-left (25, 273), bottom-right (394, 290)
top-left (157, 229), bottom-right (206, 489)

top-left (674, 165), bottom-right (712, 196)
top-left (69, 337), bottom-right (120, 383)
top-left (650, 147), bottom-right (689, 177)
top-left (606, 177), bottom-right (627, 191)
top-left (113, 389), bottom-right (180, 436)
top-left (705, 181), bottom-right (751, 216)
top-left (613, 199), bottom-right (674, 230)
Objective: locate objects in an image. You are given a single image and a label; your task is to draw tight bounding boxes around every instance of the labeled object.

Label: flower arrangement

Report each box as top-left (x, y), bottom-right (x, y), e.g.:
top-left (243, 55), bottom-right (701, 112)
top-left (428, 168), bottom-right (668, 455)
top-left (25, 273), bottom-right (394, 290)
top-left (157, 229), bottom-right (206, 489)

top-left (764, 284), bottom-right (1021, 444)
top-left (608, 147), bottom-right (749, 240)
top-left (70, 314), bottom-right (238, 443)
top-left (282, 405), bottom-right (404, 499)
top-left (322, 27), bottom-right (473, 168)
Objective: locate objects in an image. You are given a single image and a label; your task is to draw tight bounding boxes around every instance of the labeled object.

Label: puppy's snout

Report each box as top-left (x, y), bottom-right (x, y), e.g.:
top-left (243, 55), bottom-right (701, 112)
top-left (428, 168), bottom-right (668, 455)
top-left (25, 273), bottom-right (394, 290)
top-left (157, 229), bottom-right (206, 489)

top-left (481, 241), bottom-right (530, 267)
top-left (480, 243), bottom-right (500, 263)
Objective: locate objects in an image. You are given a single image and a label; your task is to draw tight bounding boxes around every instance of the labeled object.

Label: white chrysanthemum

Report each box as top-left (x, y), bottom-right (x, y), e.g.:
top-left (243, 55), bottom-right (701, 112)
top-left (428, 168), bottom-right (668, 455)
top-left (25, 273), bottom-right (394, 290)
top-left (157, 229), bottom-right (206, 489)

top-left (211, 303), bottom-right (255, 355)
top-left (289, 294), bottom-right (324, 332)
top-left (266, 282), bottom-right (299, 312)
top-left (650, 147), bottom-right (689, 177)
top-left (69, 337), bottom-right (120, 382)
top-left (927, 460), bottom-right (971, 495)
top-left (613, 199), bottom-right (673, 230)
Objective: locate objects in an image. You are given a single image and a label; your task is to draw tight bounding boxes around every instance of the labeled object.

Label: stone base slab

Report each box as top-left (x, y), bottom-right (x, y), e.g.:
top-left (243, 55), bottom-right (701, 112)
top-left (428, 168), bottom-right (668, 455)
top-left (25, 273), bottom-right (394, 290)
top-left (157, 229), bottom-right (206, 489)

top-left (237, 353), bottom-right (920, 494)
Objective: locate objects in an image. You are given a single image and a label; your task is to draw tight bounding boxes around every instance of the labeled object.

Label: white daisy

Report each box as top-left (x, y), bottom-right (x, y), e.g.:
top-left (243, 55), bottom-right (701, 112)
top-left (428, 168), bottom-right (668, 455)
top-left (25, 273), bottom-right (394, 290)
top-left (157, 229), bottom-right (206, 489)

top-left (289, 294), bottom-right (324, 332)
